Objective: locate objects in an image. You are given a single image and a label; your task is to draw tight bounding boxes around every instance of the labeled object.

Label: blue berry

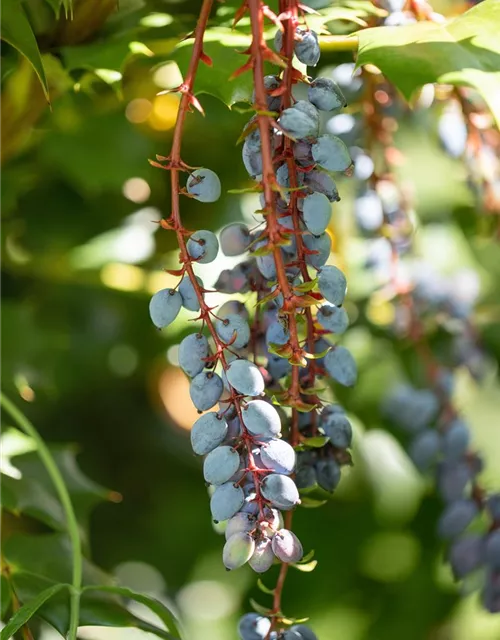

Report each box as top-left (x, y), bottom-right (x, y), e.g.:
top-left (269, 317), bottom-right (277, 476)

top-left (308, 77), bottom-right (346, 112)
top-left (242, 400), bottom-right (282, 437)
top-left (272, 528), bottom-right (303, 563)
top-left (317, 303), bottom-right (349, 334)
top-left (311, 134), bottom-right (352, 172)
top-left (149, 288), bottom-right (182, 329)
top-left (238, 613), bottom-right (271, 640)
top-left (191, 412), bottom-right (228, 455)
top-left (216, 314), bottom-right (251, 348)
top-left (204, 446), bottom-right (241, 485)
top-left (438, 499), bottom-right (478, 539)
top-left (261, 473), bottom-right (300, 510)
top-left (302, 192), bottom-right (332, 235)
top-left (210, 482), bottom-right (245, 522)
top-left (324, 346), bottom-right (357, 387)
top-left (187, 230), bottom-right (219, 263)
top-left (260, 438), bottom-right (296, 475)
top-left (186, 168), bottom-right (221, 202)
top-left (226, 359), bottom-right (265, 396)
top-left (220, 223), bottom-right (251, 256)
top-left (178, 275), bottom-right (203, 311)
top-left (223, 532), bottom-right (255, 570)
top-left (178, 333), bottom-right (209, 377)
top-left (317, 265), bottom-right (347, 305)
top-left (190, 371), bottom-right (224, 411)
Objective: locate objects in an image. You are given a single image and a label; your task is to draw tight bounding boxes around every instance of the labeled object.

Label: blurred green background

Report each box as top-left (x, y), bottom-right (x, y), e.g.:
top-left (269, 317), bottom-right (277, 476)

top-left (2, 1), bottom-right (500, 639)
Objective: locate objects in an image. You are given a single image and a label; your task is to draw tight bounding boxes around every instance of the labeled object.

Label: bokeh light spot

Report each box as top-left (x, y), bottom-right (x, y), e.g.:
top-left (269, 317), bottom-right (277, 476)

top-left (177, 580), bottom-right (238, 621)
top-left (108, 345), bottom-right (138, 377)
top-left (158, 367), bottom-right (200, 431)
top-left (153, 62), bottom-right (183, 90)
top-left (360, 531), bottom-right (420, 582)
top-left (100, 263), bottom-right (144, 291)
top-left (126, 99), bottom-right (153, 124)
top-left (149, 94), bottom-right (180, 131)
top-left (123, 177), bottom-right (151, 203)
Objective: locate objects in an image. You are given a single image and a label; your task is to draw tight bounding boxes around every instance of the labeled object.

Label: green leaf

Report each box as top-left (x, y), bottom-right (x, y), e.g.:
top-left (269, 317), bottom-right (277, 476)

top-left (292, 560), bottom-right (318, 573)
top-left (1, 472), bottom-right (66, 530)
top-left (293, 279), bottom-right (318, 293)
top-left (300, 436), bottom-right (330, 448)
top-left (0, 583), bottom-right (69, 640)
top-left (357, 0), bottom-right (500, 127)
top-left (306, 1), bottom-right (386, 32)
top-left (0, 0), bottom-right (50, 101)
top-left (168, 28), bottom-right (254, 107)
top-left (11, 448), bottom-right (118, 542)
top-left (303, 347), bottom-right (330, 360)
top-left (6, 565), bottom-right (176, 639)
top-left (299, 549), bottom-right (315, 564)
top-left (256, 579), bottom-right (275, 596)
top-left (298, 496), bottom-right (328, 508)
top-left (83, 585), bottom-right (182, 639)
top-left (249, 598), bottom-right (272, 616)
top-left (3, 533), bottom-right (112, 588)
top-left (1, 576), bottom-right (12, 619)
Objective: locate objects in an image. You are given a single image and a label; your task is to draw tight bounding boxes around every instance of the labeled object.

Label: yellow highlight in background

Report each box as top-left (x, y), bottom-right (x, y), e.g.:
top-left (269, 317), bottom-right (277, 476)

top-left (100, 263), bottom-right (145, 291)
top-left (149, 94), bottom-right (180, 131)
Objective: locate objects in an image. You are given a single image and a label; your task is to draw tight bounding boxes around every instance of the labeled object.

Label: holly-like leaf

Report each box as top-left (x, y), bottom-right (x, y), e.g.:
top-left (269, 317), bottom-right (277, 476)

top-left (6, 571), bottom-right (175, 639)
top-left (0, 583), bottom-right (69, 640)
top-left (3, 534), bottom-right (112, 588)
top-left (0, 0), bottom-right (49, 101)
top-left (1, 472), bottom-right (66, 531)
top-left (168, 28), bottom-right (254, 107)
top-left (357, 0), bottom-right (500, 127)
top-left (11, 448), bottom-right (119, 541)
top-left (82, 586), bottom-right (182, 639)
top-left (307, 1), bottom-right (386, 32)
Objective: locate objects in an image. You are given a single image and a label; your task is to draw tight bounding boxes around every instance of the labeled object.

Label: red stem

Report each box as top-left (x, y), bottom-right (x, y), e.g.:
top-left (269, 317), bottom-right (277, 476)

top-left (166, 0), bottom-right (270, 522)
top-left (247, 0), bottom-right (303, 390)
top-left (280, 0), bottom-right (319, 435)
top-left (247, 0), bottom-right (310, 629)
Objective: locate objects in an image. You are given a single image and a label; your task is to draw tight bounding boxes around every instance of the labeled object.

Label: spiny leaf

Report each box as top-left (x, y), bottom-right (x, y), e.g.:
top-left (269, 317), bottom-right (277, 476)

top-left (0, 583), bottom-right (69, 640)
top-left (357, 0), bottom-right (500, 127)
top-left (82, 586), bottom-right (181, 639)
top-left (169, 28), bottom-right (254, 107)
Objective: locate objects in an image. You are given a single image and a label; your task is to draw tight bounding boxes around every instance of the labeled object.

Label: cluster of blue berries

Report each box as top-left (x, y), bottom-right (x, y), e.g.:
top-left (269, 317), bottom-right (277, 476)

top-left (328, 29), bottom-right (500, 611)
top-left (383, 377), bottom-right (500, 612)
top-left (148, 16), bottom-right (360, 639)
